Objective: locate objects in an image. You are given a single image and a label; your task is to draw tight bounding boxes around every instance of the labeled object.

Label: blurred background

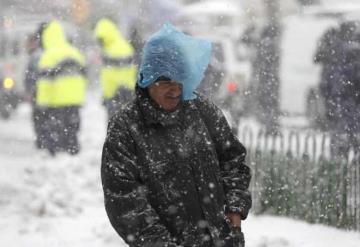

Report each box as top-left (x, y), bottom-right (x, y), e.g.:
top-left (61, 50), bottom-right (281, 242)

top-left (2, 0), bottom-right (360, 128)
top-left (0, 0), bottom-right (360, 246)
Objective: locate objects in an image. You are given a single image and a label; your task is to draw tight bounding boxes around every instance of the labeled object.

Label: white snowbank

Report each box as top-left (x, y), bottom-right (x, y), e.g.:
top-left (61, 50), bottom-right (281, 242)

top-left (245, 214), bottom-right (360, 247)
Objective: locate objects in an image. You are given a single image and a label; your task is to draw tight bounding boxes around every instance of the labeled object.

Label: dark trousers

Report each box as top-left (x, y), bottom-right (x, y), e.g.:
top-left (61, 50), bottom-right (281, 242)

top-left (33, 106), bottom-right (46, 149)
top-left (37, 106), bottom-right (80, 155)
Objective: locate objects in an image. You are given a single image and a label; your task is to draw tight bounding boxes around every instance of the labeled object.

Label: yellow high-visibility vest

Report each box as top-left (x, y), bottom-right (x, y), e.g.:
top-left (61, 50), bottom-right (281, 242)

top-left (94, 18), bottom-right (137, 100)
top-left (36, 21), bottom-right (87, 107)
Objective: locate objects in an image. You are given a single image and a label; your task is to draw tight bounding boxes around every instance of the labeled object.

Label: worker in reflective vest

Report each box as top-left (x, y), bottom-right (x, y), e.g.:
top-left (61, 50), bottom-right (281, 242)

top-left (36, 20), bottom-right (87, 156)
top-left (94, 18), bottom-right (137, 118)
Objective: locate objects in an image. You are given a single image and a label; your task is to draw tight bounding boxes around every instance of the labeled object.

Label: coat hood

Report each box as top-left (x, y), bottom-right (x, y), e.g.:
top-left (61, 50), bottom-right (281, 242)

top-left (41, 21), bottom-right (68, 50)
top-left (38, 21), bottom-right (85, 69)
top-left (137, 22), bottom-right (212, 100)
top-left (94, 18), bottom-right (134, 57)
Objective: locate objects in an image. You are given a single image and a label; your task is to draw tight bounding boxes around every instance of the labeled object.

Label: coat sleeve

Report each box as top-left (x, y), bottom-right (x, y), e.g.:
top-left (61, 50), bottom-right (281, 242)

top-left (195, 96), bottom-right (252, 220)
top-left (101, 114), bottom-right (178, 247)
top-left (24, 55), bottom-right (39, 97)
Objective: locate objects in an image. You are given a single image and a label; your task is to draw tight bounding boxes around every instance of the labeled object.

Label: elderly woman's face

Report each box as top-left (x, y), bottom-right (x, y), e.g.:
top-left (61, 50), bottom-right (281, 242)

top-left (148, 81), bottom-right (182, 111)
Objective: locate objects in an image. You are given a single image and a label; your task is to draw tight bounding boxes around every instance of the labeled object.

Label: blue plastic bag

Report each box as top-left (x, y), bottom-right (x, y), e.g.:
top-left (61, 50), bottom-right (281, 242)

top-left (138, 22), bottom-right (212, 100)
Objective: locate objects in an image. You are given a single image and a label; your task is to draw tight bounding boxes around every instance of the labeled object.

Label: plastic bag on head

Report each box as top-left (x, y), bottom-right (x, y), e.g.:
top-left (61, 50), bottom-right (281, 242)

top-left (138, 22), bottom-right (212, 100)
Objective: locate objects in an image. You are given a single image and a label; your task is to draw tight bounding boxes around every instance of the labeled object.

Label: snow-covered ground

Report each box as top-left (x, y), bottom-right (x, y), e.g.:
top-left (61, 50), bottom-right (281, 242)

top-left (0, 90), bottom-right (359, 247)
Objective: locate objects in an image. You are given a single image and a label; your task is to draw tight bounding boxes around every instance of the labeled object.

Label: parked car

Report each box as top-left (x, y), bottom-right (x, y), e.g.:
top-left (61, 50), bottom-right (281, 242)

top-left (197, 36), bottom-right (249, 130)
top-left (0, 21), bottom-right (29, 119)
top-left (0, 75), bottom-right (20, 119)
top-left (175, 1), bottom-right (251, 128)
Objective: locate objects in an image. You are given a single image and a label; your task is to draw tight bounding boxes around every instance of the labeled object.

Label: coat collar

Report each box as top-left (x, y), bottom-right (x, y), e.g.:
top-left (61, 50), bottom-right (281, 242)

top-left (135, 87), bottom-right (186, 127)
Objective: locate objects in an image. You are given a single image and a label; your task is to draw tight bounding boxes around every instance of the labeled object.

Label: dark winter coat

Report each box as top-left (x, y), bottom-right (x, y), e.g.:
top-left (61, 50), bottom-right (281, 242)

top-left (332, 43), bottom-right (360, 134)
top-left (313, 27), bottom-right (343, 128)
top-left (254, 25), bottom-right (281, 133)
top-left (314, 28), bottom-right (341, 99)
top-left (101, 88), bottom-right (252, 247)
top-left (314, 25), bottom-right (360, 132)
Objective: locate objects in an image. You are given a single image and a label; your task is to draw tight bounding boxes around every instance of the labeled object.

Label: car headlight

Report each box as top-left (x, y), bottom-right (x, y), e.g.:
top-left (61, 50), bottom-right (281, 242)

top-left (3, 77), bottom-right (14, 89)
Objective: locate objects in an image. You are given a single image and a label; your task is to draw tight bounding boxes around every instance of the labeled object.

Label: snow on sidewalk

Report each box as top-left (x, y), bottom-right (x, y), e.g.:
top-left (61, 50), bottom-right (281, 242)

top-left (245, 215), bottom-right (360, 247)
top-left (0, 95), bottom-right (359, 247)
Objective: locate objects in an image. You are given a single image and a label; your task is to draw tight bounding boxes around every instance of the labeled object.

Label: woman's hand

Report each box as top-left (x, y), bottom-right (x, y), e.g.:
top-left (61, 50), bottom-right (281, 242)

top-left (225, 213), bottom-right (242, 228)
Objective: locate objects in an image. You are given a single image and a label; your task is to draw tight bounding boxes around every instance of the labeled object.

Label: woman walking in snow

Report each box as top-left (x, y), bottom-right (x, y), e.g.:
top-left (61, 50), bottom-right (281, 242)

top-left (101, 23), bottom-right (252, 247)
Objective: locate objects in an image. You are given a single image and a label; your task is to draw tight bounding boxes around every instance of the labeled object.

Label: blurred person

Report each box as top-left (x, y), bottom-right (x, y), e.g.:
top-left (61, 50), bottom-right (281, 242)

top-left (36, 21), bottom-right (87, 155)
top-left (239, 24), bottom-right (261, 117)
top-left (24, 33), bottom-right (40, 103)
top-left (24, 23), bottom-right (47, 149)
top-left (314, 26), bottom-right (341, 130)
top-left (101, 23), bottom-right (251, 247)
top-left (315, 21), bottom-right (360, 157)
top-left (255, 24), bottom-right (282, 135)
top-left (94, 18), bottom-right (137, 119)
top-left (330, 21), bottom-right (360, 157)
top-left (129, 23), bottom-right (145, 66)
top-left (198, 55), bottom-right (224, 103)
